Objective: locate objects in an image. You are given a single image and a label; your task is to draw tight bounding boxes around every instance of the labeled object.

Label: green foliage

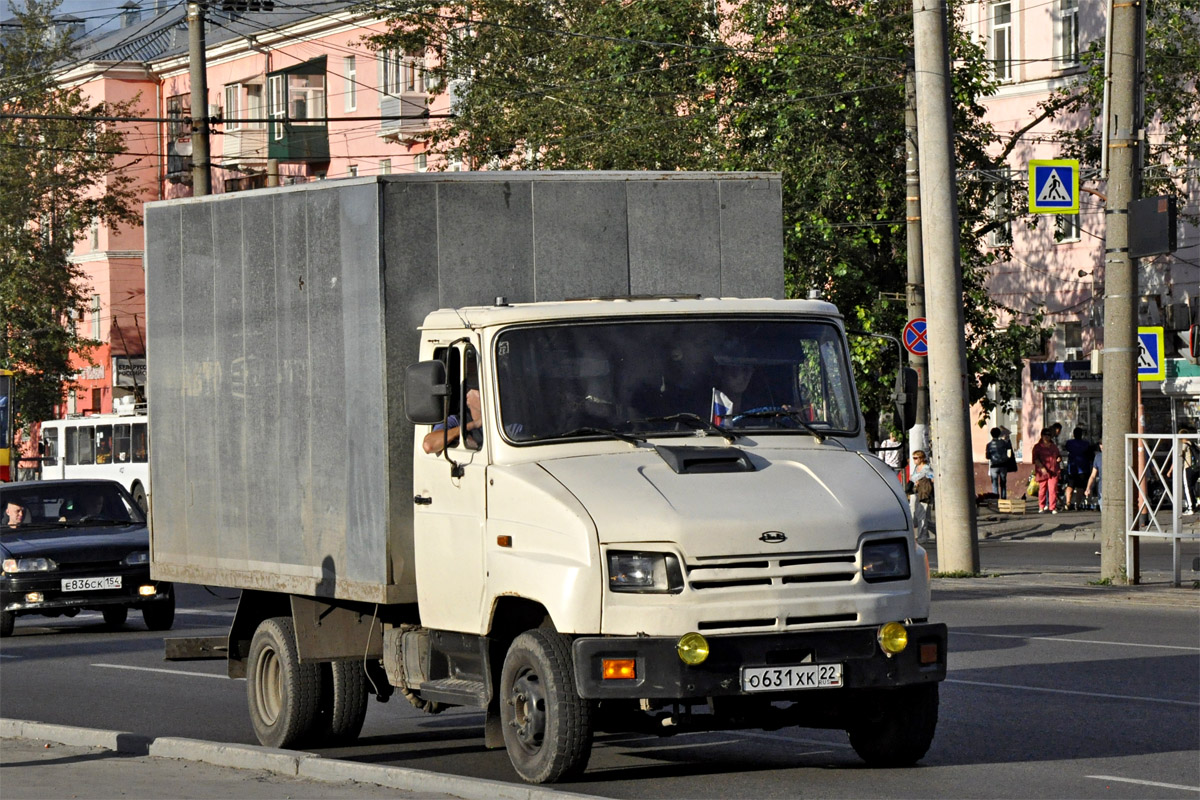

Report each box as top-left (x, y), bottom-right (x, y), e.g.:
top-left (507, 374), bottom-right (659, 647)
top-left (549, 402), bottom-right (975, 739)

top-left (0, 0), bottom-right (141, 427)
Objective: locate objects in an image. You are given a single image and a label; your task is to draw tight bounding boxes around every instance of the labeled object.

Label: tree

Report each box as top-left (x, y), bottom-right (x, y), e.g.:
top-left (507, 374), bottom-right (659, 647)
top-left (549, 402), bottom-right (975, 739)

top-left (0, 0), bottom-right (141, 428)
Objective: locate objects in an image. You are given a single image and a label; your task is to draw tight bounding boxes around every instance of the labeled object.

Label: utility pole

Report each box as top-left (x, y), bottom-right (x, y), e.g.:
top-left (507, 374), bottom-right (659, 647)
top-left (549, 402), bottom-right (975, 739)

top-left (911, 0), bottom-right (979, 572)
top-left (187, 1), bottom-right (210, 196)
top-left (1099, 0), bottom-right (1143, 581)
top-left (904, 58), bottom-right (930, 460)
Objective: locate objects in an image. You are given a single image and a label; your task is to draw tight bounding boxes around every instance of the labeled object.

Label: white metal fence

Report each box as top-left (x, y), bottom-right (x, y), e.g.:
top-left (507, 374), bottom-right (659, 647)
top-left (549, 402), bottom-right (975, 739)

top-left (1124, 432), bottom-right (1199, 586)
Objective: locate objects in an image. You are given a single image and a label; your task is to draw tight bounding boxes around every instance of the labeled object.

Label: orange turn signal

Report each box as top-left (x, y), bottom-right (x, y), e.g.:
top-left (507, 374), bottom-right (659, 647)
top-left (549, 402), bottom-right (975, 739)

top-left (496, 535), bottom-right (512, 548)
top-left (920, 642), bottom-right (939, 665)
top-left (602, 658), bottom-right (636, 680)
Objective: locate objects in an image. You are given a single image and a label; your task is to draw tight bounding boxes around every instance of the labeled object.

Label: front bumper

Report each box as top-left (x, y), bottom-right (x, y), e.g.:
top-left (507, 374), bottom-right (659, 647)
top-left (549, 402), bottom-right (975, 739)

top-left (573, 623), bottom-right (946, 700)
top-left (2, 568), bottom-right (169, 614)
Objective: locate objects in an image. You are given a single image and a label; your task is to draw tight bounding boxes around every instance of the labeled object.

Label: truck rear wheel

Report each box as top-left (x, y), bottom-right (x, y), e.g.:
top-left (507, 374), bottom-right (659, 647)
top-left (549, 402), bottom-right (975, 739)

top-left (315, 660), bottom-right (369, 745)
top-left (247, 616), bottom-right (321, 749)
top-left (499, 629), bottom-right (592, 784)
top-left (847, 683), bottom-right (939, 767)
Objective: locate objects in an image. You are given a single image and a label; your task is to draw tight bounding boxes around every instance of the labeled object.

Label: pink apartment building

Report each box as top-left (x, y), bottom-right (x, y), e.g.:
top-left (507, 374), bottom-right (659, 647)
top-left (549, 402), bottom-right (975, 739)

top-left (27, 2), bottom-right (1200, 459)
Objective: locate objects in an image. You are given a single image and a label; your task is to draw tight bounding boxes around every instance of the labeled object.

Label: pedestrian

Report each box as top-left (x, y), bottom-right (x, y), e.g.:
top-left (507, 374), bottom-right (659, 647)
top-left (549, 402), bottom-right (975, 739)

top-left (908, 449), bottom-right (934, 544)
top-left (1084, 441), bottom-right (1102, 508)
top-left (1032, 427), bottom-right (1062, 513)
top-left (1175, 427), bottom-right (1198, 515)
top-left (1062, 427), bottom-right (1093, 510)
top-left (985, 427), bottom-right (1014, 499)
top-left (880, 429), bottom-right (904, 479)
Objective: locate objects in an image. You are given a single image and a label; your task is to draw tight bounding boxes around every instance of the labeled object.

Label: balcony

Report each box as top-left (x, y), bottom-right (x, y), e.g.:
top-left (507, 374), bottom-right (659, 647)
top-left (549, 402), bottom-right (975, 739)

top-left (222, 128), bottom-right (268, 164)
top-left (380, 93), bottom-right (430, 142)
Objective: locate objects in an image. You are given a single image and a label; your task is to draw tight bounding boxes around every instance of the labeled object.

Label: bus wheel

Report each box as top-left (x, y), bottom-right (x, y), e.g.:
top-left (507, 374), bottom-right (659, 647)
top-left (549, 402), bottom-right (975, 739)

top-left (247, 616), bottom-right (320, 749)
top-left (499, 629), bottom-right (593, 783)
top-left (102, 606), bottom-right (129, 628)
top-left (132, 483), bottom-right (148, 514)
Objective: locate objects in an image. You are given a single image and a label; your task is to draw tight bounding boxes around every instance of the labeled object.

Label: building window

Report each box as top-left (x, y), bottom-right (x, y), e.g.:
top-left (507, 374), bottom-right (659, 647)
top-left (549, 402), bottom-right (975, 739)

top-left (989, 188), bottom-right (1013, 246)
top-left (268, 75), bottom-right (285, 140)
top-left (166, 94), bottom-right (189, 140)
top-left (224, 83), bottom-right (241, 131)
top-left (344, 56), bottom-right (357, 111)
top-left (1055, 212), bottom-right (1081, 243)
top-left (415, 152), bottom-right (427, 172)
top-left (379, 159), bottom-right (392, 174)
top-left (91, 294), bottom-right (101, 339)
top-left (1055, 0), bottom-right (1079, 68)
top-left (246, 84), bottom-right (264, 130)
top-left (288, 74), bottom-right (325, 124)
top-left (991, 2), bottom-right (1013, 82)
top-left (348, 164), bottom-right (358, 177)
top-left (382, 49), bottom-right (423, 96)
top-left (90, 216), bottom-right (100, 250)
top-left (448, 149), bottom-right (463, 172)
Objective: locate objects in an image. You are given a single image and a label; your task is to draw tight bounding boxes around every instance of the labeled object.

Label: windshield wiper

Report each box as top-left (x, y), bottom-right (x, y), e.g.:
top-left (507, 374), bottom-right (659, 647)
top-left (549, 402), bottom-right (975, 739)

top-left (535, 427), bottom-right (647, 447)
top-left (644, 413), bottom-right (738, 444)
top-left (735, 409), bottom-right (827, 443)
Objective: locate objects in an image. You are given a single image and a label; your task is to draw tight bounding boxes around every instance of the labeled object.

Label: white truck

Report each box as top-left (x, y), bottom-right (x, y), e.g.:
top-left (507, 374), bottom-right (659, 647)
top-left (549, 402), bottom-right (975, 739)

top-left (146, 172), bottom-right (943, 784)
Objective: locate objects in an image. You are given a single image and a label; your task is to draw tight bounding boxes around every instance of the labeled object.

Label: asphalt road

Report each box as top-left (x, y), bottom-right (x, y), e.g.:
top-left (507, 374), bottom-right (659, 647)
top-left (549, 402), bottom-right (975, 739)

top-left (2, 540), bottom-right (1198, 799)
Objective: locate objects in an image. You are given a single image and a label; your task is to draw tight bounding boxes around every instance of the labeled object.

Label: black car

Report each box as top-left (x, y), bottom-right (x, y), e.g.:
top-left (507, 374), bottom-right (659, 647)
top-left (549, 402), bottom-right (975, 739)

top-left (1, 479), bottom-right (173, 637)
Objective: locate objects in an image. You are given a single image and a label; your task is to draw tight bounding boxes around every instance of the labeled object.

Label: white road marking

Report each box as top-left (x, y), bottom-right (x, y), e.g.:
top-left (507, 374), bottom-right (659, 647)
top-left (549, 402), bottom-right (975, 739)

top-left (91, 663), bottom-right (238, 680)
top-left (946, 678), bottom-right (1198, 707)
top-left (1086, 775), bottom-right (1200, 792)
top-left (952, 631), bottom-right (1200, 652)
top-left (0, 653), bottom-right (21, 659)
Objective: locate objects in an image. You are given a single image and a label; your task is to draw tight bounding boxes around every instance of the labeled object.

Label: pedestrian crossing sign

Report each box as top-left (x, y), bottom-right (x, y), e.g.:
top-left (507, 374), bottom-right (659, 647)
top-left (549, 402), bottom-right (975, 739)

top-left (1028, 159), bottom-right (1079, 214)
top-left (1137, 326), bottom-right (1165, 381)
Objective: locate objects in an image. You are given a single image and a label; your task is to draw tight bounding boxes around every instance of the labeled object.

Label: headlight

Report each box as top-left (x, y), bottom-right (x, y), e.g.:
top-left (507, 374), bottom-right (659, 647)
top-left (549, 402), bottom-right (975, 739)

top-left (607, 551), bottom-right (684, 594)
top-left (2, 557), bottom-right (58, 574)
top-left (861, 539), bottom-right (910, 583)
top-left (122, 551), bottom-right (150, 566)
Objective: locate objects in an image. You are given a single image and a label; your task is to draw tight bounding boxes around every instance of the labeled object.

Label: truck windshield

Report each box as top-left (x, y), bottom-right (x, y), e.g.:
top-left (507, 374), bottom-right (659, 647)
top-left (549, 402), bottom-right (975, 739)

top-left (495, 318), bottom-right (858, 443)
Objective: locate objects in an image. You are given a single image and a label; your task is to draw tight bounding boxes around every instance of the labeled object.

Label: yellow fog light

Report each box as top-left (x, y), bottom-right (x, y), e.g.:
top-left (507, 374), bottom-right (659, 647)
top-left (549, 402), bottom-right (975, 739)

top-left (25, 591), bottom-right (44, 603)
top-left (676, 632), bottom-right (709, 665)
top-left (138, 585), bottom-right (157, 597)
top-left (878, 622), bottom-right (908, 655)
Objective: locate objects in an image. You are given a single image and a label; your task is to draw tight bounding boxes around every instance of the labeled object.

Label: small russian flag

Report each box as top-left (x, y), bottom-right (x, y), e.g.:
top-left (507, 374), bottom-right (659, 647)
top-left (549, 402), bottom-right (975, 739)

top-left (711, 388), bottom-right (733, 427)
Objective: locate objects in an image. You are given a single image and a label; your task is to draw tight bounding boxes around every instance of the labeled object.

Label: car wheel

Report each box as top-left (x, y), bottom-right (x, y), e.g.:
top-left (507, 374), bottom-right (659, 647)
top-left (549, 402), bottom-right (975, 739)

top-left (314, 660), bottom-right (370, 745)
top-left (0, 610), bottom-right (14, 637)
top-left (102, 605), bottom-right (129, 628)
top-left (142, 585), bottom-right (175, 631)
top-left (847, 683), bottom-right (939, 767)
top-left (499, 629), bottom-right (593, 783)
top-left (247, 616), bottom-right (321, 749)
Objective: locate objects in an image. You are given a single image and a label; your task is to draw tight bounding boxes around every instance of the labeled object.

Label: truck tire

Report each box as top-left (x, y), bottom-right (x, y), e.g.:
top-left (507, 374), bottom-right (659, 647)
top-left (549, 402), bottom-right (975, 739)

top-left (1, 610), bottom-right (14, 637)
top-left (847, 683), bottom-right (939, 767)
top-left (142, 586), bottom-right (175, 631)
top-left (247, 616), bottom-right (321, 749)
top-left (499, 629), bottom-right (593, 783)
top-left (102, 606), bottom-right (129, 628)
top-left (315, 660), bottom-right (370, 745)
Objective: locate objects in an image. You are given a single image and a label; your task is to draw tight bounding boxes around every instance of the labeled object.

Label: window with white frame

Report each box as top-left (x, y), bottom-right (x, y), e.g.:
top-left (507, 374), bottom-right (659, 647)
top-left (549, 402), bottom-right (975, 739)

top-left (991, 2), bottom-right (1013, 82)
top-left (344, 56), bottom-right (357, 111)
top-left (268, 74), bottom-right (285, 140)
top-left (90, 216), bottom-right (100, 250)
top-left (91, 294), bottom-right (101, 339)
top-left (224, 83), bottom-right (242, 131)
top-left (288, 73), bottom-right (325, 125)
top-left (381, 49), bottom-right (424, 96)
top-left (245, 84), bottom-right (264, 130)
top-left (348, 164), bottom-right (358, 177)
top-left (989, 187), bottom-right (1013, 246)
top-left (1054, 0), bottom-right (1079, 68)
top-left (379, 159), bottom-right (392, 174)
top-left (1055, 212), bottom-right (1081, 243)
top-left (415, 152), bottom-right (427, 172)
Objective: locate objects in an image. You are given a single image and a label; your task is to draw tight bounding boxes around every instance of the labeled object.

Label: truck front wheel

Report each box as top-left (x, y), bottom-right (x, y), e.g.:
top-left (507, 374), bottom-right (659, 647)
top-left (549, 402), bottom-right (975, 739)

top-left (499, 629), bottom-right (593, 783)
top-left (847, 683), bottom-right (939, 767)
top-left (247, 616), bottom-right (321, 749)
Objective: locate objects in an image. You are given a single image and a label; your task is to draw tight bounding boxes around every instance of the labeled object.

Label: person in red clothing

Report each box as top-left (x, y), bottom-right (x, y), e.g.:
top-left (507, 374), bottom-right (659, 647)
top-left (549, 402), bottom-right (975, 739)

top-left (1032, 427), bottom-right (1062, 513)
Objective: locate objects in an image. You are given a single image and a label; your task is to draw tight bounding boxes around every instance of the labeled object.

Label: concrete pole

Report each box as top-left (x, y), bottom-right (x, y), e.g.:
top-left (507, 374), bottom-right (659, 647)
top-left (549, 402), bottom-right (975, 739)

top-left (911, 0), bottom-right (979, 572)
top-left (1099, 0), bottom-right (1141, 582)
top-left (187, 2), bottom-right (210, 196)
top-left (904, 60), bottom-right (930, 461)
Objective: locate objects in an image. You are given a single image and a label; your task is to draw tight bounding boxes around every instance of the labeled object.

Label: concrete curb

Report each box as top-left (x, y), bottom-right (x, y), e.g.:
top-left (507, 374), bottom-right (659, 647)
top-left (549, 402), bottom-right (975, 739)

top-left (1, 718), bottom-right (602, 800)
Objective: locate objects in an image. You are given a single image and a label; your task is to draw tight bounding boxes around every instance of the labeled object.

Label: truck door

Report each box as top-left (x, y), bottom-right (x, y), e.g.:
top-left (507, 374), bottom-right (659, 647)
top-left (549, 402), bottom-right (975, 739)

top-left (411, 344), bottom-right (488, 633)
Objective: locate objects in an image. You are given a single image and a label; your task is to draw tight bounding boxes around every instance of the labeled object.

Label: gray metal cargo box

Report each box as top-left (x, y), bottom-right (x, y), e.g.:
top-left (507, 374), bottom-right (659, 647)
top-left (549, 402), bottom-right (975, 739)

top-left (144, 172), bottom-right (784, 603)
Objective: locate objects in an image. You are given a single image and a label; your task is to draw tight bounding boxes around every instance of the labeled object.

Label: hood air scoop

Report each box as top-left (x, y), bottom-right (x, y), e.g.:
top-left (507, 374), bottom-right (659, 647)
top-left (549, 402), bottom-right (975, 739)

top-left (653, 445), bottom-right (756, 475)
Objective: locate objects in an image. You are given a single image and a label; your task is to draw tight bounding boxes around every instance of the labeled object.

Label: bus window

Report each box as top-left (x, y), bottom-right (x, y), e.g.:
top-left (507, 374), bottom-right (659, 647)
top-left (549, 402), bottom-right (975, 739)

top-left (78, 426), bottom-right (95, 465)
top-left (132, 423), bottom-right (148, 463)
top-left (95, 425), bottom-right (112, 464)
top-left (114, 424), bottom-right (130, 463)
top-left (65, 427), bottom-right (78, 466)
top-left (42, 428), bottom-right (58, 467)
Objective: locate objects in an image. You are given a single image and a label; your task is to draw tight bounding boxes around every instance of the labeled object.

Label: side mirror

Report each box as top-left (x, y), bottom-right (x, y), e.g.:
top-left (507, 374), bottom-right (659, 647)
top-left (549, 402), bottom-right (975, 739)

top-left (895, 367), bottom-right (918, 431)
top-left (404, 360), bottom-right (449, 424)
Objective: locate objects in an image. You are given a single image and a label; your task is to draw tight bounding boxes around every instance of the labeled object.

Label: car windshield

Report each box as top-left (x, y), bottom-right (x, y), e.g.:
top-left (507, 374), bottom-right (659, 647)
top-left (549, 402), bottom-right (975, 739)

top-left (495, 317), bottom-right (859, 444)
top-left (1, 482), bottom-right (146, 531)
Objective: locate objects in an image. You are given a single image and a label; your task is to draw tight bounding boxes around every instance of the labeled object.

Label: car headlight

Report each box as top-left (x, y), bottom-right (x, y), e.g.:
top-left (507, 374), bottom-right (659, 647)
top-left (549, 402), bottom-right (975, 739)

top-left (2, 557), bottom-right (58, 574)
top-left (607, 551), bottom-right (684, 594)
top-left (861, 539), bottom-right (910, 583)
top-left (122, 551), bottom-right (150, 566)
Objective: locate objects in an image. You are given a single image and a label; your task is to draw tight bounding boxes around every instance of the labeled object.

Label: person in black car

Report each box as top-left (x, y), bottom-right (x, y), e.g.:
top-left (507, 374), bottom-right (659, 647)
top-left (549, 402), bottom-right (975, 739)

top-left (3, 501), bottom-right (29, 528)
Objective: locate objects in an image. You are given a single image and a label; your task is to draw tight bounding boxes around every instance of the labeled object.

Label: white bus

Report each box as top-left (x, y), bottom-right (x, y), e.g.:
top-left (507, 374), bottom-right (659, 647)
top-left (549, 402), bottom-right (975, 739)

top-left (39, 413), bottom-right (150, 512)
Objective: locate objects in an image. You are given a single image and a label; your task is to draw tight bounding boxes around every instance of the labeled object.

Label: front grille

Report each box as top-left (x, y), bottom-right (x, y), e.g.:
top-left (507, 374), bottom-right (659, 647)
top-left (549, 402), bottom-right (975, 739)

top-left (686, 553), bottom-right (857, 591)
